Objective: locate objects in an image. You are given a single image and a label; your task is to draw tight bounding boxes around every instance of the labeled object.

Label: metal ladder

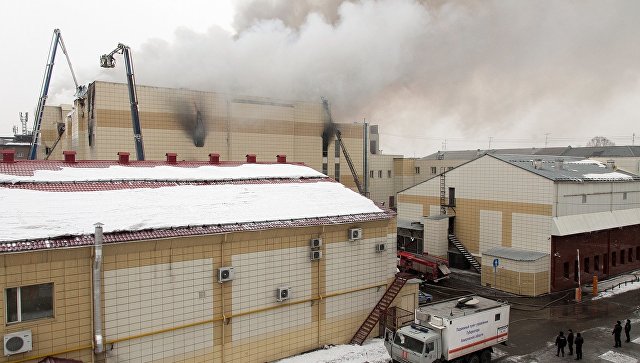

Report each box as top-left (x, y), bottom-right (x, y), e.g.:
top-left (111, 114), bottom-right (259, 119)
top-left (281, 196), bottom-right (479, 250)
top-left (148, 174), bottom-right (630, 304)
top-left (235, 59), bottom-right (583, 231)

top-left (448, 234), bottom-right (481, 273)
top-left (350, 272), bottom-right (413, 345)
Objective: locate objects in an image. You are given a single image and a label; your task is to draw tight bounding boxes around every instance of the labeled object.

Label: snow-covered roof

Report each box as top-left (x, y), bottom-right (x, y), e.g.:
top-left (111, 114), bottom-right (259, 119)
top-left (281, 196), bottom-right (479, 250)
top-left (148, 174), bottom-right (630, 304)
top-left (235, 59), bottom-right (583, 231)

top-left (491, 154), bottom-right (640, 182)
top-left (0, 160), bottom-right (390, 251)
top-left (483, 247), bottom-right (548, 261)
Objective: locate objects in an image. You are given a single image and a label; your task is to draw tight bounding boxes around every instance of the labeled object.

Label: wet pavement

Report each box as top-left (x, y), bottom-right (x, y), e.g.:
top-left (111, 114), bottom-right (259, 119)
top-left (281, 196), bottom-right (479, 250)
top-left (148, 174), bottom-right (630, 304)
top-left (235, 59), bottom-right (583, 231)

top-left (421, 269), bottom-right (640, 363)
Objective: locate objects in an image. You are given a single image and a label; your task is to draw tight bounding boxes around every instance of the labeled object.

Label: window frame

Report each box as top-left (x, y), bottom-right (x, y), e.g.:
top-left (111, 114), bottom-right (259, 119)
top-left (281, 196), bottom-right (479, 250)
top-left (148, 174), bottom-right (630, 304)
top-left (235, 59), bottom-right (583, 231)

top-left (5, 283), bottom-right (54, 324)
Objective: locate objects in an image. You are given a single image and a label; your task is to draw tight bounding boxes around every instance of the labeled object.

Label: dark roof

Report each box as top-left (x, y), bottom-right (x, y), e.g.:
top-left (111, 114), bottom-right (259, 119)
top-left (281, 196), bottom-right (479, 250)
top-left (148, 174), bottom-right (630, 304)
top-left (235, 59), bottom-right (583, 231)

top-left (484, 247), bottom-right (548, 261)
top-left (422, 146), bottom-right (640, 160)
top-left (491, 154), bottom-right (640, 182)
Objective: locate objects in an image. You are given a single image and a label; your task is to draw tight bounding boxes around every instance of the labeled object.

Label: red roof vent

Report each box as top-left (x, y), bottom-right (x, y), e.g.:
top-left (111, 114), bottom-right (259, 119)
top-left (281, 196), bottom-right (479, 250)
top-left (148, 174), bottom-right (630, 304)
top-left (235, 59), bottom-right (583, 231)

top-left (276, 154), bottom-right (287, 163)
top-left (1, 150), bottom-right (15, 163)
top-left (246, 154), bottom-right (257, 163)
top-left (166, 153), bottom-right (177, 164)
top-left (209, 153), bottom-right (220, 164)
top-left (63, 150), bottom-right (76, 163)
top-left (117, 152), bottom-right (130, 164)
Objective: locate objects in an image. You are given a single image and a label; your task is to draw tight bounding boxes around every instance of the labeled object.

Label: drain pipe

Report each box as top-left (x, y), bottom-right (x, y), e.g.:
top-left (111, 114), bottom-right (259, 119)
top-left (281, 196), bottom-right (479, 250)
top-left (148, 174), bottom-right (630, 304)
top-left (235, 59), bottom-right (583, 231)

top-left (93, 222), bottom-right (105, 354)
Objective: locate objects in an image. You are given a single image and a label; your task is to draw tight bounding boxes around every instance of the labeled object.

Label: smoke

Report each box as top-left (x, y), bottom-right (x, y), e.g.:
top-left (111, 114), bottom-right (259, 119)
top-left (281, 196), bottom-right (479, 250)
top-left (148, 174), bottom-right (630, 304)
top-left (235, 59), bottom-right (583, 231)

top-left (96, 0), bottom-right (640, 155)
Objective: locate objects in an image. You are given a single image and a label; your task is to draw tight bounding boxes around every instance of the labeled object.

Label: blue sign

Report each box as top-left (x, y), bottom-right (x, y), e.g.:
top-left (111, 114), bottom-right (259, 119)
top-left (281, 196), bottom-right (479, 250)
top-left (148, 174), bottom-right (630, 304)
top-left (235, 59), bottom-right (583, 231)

top-left (493, 258), bottom-right (499, 268)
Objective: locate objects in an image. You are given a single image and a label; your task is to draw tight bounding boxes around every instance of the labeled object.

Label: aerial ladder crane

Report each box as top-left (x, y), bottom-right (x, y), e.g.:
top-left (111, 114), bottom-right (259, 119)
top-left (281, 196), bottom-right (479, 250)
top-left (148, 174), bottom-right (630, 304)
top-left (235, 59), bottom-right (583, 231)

top-left (29, 29), bottom-right (85, 160)
top-left (100, 44), bottom-right (145, 161)
top-left (321, 97), bottom-right (365, 195)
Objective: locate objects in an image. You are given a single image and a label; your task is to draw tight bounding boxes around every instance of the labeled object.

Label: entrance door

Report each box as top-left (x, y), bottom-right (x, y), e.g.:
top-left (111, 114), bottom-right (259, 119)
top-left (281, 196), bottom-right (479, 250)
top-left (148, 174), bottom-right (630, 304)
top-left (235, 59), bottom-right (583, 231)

top-left (603, 253), bottom-right (609, 275)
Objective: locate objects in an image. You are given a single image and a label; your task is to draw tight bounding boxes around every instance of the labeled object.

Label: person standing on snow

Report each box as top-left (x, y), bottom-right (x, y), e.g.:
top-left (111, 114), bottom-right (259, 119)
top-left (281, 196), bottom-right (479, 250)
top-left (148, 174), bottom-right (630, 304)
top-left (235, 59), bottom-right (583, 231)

top-left (625, 319), bottom-right (631, 343)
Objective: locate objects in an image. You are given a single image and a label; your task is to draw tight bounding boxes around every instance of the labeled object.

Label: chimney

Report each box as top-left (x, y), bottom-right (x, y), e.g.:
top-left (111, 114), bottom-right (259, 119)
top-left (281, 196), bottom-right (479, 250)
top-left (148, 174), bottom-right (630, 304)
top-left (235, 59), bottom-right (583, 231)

top-left (117, 152), bottom-right (130, 164)
top-left (1, 150), bottom-right (15, 163)
top-left (246, 154), bottom-right (257, 163)
top-left (209, 153), bottom-right (220, 164)
top-left (276, 154), bottom-right (287, 163)
top-left (555, 159), bottom-right (564, 170)
top-left (63, 150), bottom-right (76, 163)
top-left (606, 159), bottom-right (616, 170)
top-left (532, 159), bottom-right (543, 170)
top-left (165, 152), bottom-right (177, 164)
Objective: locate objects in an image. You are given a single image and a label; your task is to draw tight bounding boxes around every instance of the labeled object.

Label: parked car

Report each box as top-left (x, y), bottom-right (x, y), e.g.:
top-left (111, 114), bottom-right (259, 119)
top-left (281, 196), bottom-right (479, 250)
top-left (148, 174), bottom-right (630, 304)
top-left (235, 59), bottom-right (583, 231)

top-left (419, 291), bottom-right (433, 305)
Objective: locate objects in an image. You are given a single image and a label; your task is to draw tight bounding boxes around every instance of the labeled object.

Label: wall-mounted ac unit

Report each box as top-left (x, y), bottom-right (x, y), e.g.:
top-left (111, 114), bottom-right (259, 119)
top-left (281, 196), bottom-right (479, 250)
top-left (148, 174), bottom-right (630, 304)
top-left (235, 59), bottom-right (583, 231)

top-left (349, 228), bottom-right (363, 241)
top-left (277, 287), bottom-right (291, 302)
top-left (376, 243), bottom-right (386, 252)
top-left (310, 250), bottom-right (322, 260)
top-left (218, 267), bottom-right (235, 283)
top-left (4, 330), bottom-right (32, 356)
top-left (310, 238), bottom-right (322, 249)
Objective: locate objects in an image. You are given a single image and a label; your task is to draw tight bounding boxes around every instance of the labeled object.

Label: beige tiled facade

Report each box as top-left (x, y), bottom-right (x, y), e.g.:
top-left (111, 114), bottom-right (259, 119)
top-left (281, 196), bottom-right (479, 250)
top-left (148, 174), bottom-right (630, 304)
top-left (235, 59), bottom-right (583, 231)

top-left (397, 154), bottom-right (640, 295)
top-left (1, 219), bottom-right (417, 363)
top-left (38, 82), bottom-right (365, 190)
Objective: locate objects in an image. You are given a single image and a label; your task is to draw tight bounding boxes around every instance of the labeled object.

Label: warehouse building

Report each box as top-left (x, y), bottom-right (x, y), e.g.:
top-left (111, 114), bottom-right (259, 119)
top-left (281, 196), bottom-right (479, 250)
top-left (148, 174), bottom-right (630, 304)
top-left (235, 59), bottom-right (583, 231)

top-left (0, 150), bottom-right (416, 363)
top-left (397, 154), bottom-right (640, 295)
top-left (37, 82), bottom-right (367, 193)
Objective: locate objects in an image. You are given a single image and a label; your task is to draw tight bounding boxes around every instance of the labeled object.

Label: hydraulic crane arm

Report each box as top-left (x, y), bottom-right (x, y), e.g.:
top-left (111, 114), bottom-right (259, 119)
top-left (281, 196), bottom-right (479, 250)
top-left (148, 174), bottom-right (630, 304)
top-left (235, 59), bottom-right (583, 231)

top-left (100, 43), bottom-right (145, 161)
top-left (29, 29), bottom-right (85, 160)
top-left (321, 98), bottom-right (364, 195)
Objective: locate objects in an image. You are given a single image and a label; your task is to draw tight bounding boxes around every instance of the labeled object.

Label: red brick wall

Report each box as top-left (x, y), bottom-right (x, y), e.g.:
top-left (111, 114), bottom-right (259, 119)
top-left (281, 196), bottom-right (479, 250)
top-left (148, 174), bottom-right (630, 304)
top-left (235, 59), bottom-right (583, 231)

top-left (551, 224), bottom-right (640, 291)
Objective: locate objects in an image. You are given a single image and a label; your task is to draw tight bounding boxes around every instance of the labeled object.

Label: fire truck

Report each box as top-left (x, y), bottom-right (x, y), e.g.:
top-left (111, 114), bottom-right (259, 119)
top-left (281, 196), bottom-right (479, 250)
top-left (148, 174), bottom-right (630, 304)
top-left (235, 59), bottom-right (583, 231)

top-left (397, 251), bottom-right (450, 282)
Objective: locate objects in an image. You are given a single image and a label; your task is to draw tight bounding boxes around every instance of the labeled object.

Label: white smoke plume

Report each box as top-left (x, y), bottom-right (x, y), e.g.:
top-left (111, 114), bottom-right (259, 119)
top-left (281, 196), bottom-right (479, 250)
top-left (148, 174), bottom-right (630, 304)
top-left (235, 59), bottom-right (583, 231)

top-left (95, 0), bottom-right (640, 155)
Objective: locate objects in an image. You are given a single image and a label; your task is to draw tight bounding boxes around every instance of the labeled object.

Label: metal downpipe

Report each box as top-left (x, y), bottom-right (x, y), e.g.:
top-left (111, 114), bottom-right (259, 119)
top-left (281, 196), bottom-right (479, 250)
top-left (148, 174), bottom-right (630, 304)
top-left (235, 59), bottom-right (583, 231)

top-left (93, 223), bottom-right (105, 354)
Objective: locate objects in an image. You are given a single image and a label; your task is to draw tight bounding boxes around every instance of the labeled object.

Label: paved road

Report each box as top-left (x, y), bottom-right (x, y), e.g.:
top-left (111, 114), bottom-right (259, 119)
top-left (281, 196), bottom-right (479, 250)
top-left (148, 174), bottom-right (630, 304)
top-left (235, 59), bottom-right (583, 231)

top-left (422, 270), bottom-right (640, 363)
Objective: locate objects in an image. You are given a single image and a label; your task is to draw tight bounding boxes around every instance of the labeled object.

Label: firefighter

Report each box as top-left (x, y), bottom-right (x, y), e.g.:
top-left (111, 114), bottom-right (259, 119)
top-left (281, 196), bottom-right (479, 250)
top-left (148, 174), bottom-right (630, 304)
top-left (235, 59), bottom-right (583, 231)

top-left (613, 321), bottom-right (623, 347)
top-left (574, 332), bottom-right (584, 360)
top-left (555, 331), bottom-right (567, 357)
top-left (625, 319), bottom-right (631, 343)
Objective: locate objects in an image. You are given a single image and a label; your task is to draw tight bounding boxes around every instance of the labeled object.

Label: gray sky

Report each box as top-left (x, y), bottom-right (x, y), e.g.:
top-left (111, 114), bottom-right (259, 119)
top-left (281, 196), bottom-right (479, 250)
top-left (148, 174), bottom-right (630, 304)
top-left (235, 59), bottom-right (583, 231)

top-left (2, 0), bottom-right (639, 157)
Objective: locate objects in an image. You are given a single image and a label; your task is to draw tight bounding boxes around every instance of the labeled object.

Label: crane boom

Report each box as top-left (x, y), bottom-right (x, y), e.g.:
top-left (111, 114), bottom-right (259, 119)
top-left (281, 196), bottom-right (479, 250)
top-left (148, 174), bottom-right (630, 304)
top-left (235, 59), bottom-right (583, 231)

top-left (100, 44), bottom-right (145, 161)
top-left (321, 98), bottom-right (364, 195)
top-left (29, 29), bottom-right (86, 160)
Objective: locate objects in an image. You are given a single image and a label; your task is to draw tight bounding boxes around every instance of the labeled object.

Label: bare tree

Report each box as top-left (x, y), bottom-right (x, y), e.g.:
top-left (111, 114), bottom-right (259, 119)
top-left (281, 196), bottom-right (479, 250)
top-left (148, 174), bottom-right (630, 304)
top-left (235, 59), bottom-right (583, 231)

top-left (586, 136), bottom-right (615, 147)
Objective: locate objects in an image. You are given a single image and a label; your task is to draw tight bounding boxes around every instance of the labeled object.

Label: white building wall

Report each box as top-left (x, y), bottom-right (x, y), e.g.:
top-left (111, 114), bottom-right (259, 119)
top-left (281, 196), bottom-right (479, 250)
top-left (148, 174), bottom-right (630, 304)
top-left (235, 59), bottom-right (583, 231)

top-left (402, 155), bottom-right (554, 213)
top-left (556, 181), bottom-right (640, 216)
top-left (511, 213), bottom-right (552, 254)
top-left (231, 247), bottom-right (312, 341)
top-left (104, 258), bottom-right (214, 362)
top-left (368, 154), bottom-right (401, 206)
top-left (479, 210), bottom-right (502, 254)
top-left (325, 234), bottom-right (396, 317)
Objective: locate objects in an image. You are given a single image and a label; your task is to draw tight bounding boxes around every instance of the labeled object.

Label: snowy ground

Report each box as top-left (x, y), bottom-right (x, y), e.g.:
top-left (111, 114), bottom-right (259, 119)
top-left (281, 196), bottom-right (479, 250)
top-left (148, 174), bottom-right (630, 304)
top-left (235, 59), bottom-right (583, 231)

top-left (274, 278), bottom-right (640, 363)
top-left (275, 339), bottom-right (390, 363)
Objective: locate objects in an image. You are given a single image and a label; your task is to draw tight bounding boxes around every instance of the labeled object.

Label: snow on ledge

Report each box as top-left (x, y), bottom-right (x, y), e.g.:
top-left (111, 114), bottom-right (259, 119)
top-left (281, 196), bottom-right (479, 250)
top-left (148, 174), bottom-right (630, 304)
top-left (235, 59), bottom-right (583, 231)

top-left (0, 164), bottom-right (325, 183)
top-left (1, 181), bottom-right (382, 242)
top-left (582, 172), bottom-right (633, 180)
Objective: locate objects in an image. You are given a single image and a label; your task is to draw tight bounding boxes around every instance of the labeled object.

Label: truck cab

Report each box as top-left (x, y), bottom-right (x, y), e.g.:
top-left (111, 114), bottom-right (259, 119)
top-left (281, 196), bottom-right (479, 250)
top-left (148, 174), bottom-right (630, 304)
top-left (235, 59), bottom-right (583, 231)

top-left (384, 324), bottom-right (440, 363)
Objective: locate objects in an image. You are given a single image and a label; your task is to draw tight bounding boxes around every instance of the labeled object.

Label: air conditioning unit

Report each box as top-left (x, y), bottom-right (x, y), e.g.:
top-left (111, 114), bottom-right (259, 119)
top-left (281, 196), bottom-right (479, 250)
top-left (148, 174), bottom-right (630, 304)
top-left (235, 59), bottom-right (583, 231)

top-left (310, 238), bottom-right (322, 249)
top-left (348, 228), bottom-right (363, 241)
top-left (376, 243), bottom-right (386, 252)
top-left (4, 330), bottom-right (32, 356)
top-left (277, 287), bottom-right (291, 302)
top-left (310, 250), bottom-right (322, 260)
top-left (218, 267), bottom-right (235, 283)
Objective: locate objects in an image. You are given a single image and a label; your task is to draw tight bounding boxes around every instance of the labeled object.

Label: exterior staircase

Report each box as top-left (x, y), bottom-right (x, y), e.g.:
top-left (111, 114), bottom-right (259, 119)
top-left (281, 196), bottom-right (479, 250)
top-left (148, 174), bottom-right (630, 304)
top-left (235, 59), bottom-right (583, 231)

top-left (350, 272), bottom-right (413, 345)
top-left (448, 234), bottom-right (481, 273)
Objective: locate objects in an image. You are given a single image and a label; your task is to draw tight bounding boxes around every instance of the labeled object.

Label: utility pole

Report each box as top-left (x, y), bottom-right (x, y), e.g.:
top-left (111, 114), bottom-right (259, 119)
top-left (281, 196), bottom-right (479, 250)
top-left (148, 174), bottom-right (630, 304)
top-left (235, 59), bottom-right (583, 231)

top-left (545, 133), bottom-right (550, 147)
top-left (488, 137), bottom-right (493, 149)
top-left (633, 133), bottom-right (635, 146)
